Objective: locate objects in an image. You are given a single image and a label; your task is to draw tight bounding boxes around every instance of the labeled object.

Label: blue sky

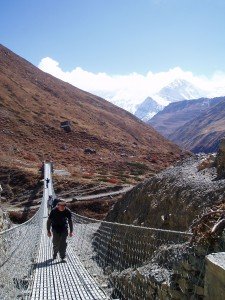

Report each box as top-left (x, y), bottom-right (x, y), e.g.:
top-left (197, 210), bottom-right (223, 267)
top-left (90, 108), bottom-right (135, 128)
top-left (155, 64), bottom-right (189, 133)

top-left (1, 0), bottom-right (225, 109)
top-left (1, 0), bottom-right (225, 75)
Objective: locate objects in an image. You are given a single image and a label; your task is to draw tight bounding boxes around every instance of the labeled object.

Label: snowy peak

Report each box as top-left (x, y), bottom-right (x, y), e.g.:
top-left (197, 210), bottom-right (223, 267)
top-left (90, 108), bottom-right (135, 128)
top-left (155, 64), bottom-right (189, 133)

top-left (134, 97), bottom-right (164, 121)
top-left (102, 78), bottom-right (207, 122)
top-left (133, 79), bottom-right (206, 121)
top-left (157, 79), bottom-right (204, 103)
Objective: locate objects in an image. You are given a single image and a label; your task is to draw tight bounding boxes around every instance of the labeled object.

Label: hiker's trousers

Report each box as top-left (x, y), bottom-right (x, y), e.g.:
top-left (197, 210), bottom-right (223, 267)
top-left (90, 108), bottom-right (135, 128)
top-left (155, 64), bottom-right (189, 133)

top-left (52, 230), bottom-right (68, 258)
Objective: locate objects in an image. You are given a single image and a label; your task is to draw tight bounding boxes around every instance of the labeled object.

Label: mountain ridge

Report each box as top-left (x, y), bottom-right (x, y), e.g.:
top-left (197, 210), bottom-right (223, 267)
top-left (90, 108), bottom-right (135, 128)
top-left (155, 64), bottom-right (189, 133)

top-left (169, 98), bottom-right (225, 153)
top-left (132, 79), bottom-right (206, 121)
top-left (148, 96), bottom-right (225, 153)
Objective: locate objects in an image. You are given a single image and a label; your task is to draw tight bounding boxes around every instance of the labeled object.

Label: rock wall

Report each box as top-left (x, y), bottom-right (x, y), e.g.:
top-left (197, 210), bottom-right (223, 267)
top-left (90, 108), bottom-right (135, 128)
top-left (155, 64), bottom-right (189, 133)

top-left (110, 241), bottom-right (224, 299)
top-left (204, 252), bottom-right (225, 300)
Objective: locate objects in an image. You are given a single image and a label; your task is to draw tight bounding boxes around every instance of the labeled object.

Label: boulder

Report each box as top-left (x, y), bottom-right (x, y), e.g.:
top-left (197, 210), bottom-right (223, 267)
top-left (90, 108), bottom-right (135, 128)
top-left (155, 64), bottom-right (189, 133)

top-left (84, 148), bottom-right (96, 155)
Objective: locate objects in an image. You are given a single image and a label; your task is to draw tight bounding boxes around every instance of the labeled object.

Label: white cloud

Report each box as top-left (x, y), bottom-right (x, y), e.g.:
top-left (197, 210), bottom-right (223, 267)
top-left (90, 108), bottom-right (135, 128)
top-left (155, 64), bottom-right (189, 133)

top-left (38, 57), bottom-right (225, 112)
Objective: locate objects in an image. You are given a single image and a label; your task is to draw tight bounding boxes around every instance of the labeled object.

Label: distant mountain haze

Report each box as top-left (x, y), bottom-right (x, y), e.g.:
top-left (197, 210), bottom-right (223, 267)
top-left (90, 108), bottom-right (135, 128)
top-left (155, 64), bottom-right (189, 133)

top-left (0, 44), bottom-right (184, 177)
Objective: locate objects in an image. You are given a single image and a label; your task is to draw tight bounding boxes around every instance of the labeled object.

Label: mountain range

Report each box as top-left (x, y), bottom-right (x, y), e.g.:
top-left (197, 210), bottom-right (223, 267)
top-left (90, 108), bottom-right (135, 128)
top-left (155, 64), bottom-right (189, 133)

top-left (149, 97), bottom-right (225, 153)
top-left (0, 44), bottom-right (184, 182)
top-left (134, 79), bottom-right (205, 121)
top-left (157, 78), bottom-right (204, 103)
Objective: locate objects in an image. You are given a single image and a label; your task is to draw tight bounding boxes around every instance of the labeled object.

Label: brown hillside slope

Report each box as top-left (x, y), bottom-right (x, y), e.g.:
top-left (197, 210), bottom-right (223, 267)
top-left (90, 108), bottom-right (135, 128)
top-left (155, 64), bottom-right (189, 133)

top-left (148, 97), bottom-right (224, 138)
top-left (169, 99), bottom-right (225, 153)
top-left (0, 44), bottom-right (183, 180)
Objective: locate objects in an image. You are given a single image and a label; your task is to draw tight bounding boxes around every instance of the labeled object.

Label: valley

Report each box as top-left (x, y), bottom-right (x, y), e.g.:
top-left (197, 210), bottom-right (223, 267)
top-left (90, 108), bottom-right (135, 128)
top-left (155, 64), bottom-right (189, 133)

top-left (0, 44), bottom-right (187, 226)
top-left (1, 2), bottom-right (225, 299)
top-left (0, 46), bottom-right (224, 299)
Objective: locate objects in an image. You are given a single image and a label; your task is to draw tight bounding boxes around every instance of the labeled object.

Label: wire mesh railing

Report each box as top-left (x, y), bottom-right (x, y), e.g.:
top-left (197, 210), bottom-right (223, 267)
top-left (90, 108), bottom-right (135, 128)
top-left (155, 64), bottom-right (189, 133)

top-left (0, 158), bottom-right (201, 300)
top-left (70, 213), bottom-right (193, 299)
top-left (0, 199), bottom-right (44, 300)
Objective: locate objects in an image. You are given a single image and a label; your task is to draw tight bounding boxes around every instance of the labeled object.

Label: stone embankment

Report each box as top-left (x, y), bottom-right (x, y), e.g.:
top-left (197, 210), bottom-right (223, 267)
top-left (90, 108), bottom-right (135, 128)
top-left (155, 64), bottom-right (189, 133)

top-left (110, 240), bottom-right (224, 299)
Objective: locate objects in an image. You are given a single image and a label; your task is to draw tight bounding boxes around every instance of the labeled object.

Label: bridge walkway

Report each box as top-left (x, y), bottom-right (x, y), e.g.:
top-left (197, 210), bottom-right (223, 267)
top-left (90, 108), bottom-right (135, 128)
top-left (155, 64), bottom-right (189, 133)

top-left (30, 162), bottom-right (108, 300)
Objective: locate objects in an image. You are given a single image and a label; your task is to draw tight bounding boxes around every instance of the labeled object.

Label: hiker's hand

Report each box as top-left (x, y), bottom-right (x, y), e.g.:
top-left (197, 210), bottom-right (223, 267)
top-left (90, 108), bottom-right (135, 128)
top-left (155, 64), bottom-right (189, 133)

top-left (47, 231), bottom-right (52, 237)
top-left (69, 232), bottom-right (73, 237)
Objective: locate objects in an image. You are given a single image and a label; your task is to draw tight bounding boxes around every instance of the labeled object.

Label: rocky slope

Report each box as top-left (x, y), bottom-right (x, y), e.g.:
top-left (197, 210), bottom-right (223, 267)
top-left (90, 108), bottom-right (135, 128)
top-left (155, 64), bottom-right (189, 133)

top-left (0, 44), bottom-right (183, 183)
top-left (106, 155), bottom-right (225, 231)
top-left (100, 147), bottom-right (225, 299)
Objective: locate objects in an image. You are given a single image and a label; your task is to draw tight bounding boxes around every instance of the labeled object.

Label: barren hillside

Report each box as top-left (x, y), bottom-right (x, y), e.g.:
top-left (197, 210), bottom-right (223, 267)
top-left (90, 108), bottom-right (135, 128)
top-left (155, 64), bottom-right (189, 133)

top-left (169, 99), bottom-right (225, 153)
top-left (148, 97), bottom-right (225, 153)
top-left (0, 44), bottom-right (184, 183)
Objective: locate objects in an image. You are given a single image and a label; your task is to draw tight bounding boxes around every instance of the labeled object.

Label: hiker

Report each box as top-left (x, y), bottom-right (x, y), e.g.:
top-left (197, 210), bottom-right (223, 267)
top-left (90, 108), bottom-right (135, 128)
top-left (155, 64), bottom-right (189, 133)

top-left (51, 198), bottom-right (60, 209)
top-left (47, 200), bottom-right (73, 261)
top-left (0, 184), bottom-right (2, 201)
top-left (47, 195), bottom-right (53, 213)
top-left (46, 178), bottom-right (50, 188)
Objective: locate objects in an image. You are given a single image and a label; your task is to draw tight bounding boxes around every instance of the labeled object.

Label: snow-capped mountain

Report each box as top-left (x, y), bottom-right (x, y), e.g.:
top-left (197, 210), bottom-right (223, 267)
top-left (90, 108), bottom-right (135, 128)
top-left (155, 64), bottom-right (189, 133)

top-left (157, 79), bottom-right (204, 103)
top-left (134, 79), bottom-right (206, 121)
top-left (110, 97), bottom-right (138, 114)
top-left (134, 97), bottom-right (164, 121)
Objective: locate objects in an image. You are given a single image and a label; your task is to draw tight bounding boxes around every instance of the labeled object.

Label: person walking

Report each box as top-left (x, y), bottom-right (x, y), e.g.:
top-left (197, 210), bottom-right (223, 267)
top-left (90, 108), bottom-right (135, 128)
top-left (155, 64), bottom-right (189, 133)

top-left (47, 200), bottom-right (73, 261)
top-left (51, 198), bottom-right (60, 209)
top-left (0, 184), bottom-right (2, 201)
top-left (46, 178), bottom-right (50, 188)
top-left (47, 195), bottom-right (53, 214)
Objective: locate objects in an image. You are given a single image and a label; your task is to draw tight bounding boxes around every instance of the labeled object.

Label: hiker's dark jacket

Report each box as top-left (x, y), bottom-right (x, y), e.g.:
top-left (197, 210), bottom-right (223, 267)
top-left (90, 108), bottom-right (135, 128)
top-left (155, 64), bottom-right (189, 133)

top-left (47, 207), bottom-right (73, 233)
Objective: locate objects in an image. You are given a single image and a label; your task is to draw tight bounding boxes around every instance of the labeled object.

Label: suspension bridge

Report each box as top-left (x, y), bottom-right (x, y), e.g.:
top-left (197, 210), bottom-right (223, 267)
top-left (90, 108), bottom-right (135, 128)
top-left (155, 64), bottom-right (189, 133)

top-left (0, 162), bottom-right (192, 299)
